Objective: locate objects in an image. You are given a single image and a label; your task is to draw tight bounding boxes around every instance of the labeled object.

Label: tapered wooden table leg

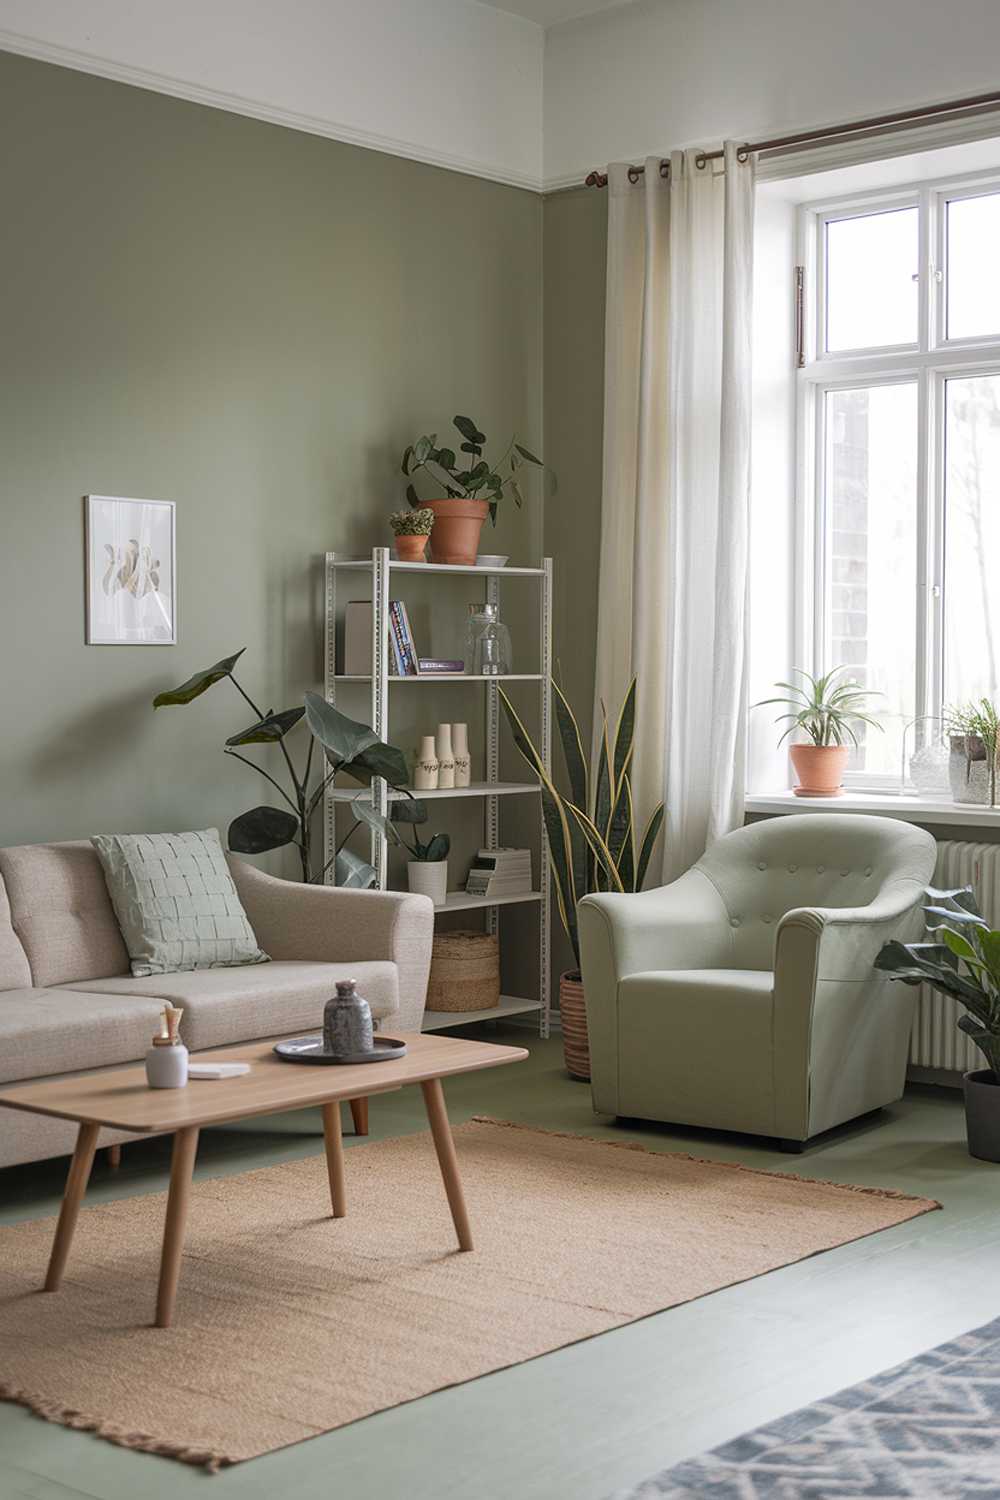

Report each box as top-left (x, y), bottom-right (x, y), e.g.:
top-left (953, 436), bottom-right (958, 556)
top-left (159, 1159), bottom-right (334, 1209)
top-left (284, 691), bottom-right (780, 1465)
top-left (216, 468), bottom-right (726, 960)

top-left (421, 1078), bottom-right (473, 1251)
top-left (322, 1102), bottom-right (347, 1218)
top-left (155, 1126), bottom-right (199, 1329)
top-left (349, 1097), bottom-right (369, 1136)
top-left (44, 1121), bottom-right (100, 1292)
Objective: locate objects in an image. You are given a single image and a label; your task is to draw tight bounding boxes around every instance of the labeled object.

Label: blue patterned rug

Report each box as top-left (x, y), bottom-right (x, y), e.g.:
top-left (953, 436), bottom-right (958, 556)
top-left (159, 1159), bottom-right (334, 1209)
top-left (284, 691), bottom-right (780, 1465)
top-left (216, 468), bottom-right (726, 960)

top-left (612, 1316), bottom-right (1000, 1498)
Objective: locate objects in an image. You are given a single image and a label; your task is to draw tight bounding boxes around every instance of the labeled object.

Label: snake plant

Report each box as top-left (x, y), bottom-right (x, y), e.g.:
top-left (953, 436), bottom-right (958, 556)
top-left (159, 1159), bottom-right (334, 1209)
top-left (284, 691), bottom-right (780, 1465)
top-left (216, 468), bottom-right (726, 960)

top-left (499, 678), bottom-right (664, 970)
top-left (876, 886), bottom-right (1000, 1077)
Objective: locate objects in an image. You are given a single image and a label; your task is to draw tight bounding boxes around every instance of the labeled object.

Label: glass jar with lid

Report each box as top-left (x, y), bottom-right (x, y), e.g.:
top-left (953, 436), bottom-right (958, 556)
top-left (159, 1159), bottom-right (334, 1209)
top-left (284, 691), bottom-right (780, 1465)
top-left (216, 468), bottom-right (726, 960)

top-left (465, 603), bottom-right (512, 676)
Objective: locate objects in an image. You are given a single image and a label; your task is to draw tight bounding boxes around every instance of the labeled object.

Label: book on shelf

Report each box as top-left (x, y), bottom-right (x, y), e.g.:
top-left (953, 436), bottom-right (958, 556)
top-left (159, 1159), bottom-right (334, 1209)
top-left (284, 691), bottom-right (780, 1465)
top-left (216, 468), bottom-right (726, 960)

top-left (418, 658), bottom-right (464, 673)
top-left (465, 848), bottom-right (533, 898)
top-left (343, 600), bottom-right (421, 676)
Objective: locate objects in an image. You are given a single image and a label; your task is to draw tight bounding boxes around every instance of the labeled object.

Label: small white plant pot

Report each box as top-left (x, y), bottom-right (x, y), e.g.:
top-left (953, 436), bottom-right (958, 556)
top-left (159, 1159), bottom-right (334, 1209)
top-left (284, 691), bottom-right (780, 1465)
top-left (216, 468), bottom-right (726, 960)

top-left (408, 860), bottom-right (448, 907)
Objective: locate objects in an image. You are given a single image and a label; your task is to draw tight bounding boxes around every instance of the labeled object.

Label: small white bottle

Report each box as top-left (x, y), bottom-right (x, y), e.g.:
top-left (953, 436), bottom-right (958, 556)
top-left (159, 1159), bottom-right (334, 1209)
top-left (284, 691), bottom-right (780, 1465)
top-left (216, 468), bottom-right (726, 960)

top-left (436, 723), bottom-right (455, 789)
top-left (414, 735), bottom-right (439, 790)
top-left (145, 1005), bottom-right (189, 1089)
top-left (452, 722), bottom-right (471, 787)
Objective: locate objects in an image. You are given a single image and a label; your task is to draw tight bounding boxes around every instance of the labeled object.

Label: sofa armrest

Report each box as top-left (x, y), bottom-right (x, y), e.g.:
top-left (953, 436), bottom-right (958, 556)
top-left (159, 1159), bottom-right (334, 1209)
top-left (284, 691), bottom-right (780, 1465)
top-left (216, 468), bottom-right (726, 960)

top-left (775, 879), bottom-right (927, 986)
top-left (230, 860), bottom-right (434, 1032)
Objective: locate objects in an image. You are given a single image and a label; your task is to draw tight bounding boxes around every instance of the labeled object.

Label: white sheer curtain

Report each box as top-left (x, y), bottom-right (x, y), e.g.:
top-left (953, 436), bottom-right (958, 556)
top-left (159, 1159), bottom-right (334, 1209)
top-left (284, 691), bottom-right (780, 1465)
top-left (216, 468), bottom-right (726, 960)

top-left (593, 143), bottom-right (755, 882)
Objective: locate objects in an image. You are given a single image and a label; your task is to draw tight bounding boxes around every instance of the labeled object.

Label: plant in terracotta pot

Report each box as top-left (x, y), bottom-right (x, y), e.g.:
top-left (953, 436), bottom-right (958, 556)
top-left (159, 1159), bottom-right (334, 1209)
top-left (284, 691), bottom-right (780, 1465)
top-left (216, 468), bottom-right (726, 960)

top-left (755, 667), bottom-right (882, 797)
top-left (391, 800), bottom-right (450, 908)
top-left (389, 507), bottom-right (434, 562)
top-left (401, 415), bottom-right (544, 566)
top-left (499, 678), bottom-right (664, 1081)
top-left (876, 886), bottom-right (1000, 1162)
top-left (945, 700), bottom-right (998, 805)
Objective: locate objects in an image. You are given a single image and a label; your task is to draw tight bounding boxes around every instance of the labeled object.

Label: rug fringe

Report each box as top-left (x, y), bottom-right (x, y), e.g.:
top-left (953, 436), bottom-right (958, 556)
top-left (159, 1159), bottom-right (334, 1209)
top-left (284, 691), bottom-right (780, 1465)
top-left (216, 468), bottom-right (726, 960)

top-left (0, 1379), bottom-right (232, 1472)
top-left (467, 1116), bottom-right (942, 1209)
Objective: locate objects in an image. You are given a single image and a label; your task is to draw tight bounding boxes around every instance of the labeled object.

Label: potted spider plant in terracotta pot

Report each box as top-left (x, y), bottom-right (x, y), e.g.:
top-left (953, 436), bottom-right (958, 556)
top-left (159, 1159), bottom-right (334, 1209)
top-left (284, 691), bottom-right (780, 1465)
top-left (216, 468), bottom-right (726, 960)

top-left (401, 415), bottom-right (544, 566)
top-left (877, 886), bottom-right (1000, 1162)
top-left (499, 678), bottom-right (664, 1081)
top-left (755, 666), bottom-right (882, 796)
top-left (389, 507), bottom-right (434, 562)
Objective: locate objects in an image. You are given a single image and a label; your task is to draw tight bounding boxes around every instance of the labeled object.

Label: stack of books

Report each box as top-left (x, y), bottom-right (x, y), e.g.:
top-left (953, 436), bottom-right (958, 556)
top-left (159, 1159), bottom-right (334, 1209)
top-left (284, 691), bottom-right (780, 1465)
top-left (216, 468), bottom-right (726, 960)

top-left (465, 848), bottom-right (533, 899)
top-left (344, 600), bottom-right (421, 676)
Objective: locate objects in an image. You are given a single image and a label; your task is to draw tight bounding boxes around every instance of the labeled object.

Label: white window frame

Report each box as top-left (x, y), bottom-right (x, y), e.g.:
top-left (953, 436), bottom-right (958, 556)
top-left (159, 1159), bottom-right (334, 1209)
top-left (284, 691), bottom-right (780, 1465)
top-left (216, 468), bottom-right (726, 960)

top-left (796, 166), bottom-right (1000, 790)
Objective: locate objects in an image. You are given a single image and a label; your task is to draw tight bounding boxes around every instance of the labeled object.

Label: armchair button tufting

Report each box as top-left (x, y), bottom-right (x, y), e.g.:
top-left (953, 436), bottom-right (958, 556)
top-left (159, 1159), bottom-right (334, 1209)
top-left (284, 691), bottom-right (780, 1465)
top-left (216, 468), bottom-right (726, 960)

top-left (730, 917), bottom-right (741, 928)
top-left (817, 865), bottom-right (825, 873)
top-left (757, 861), bottom-right (767, 871)
top-left (841, 868), bottom-right (850, 876)
top-left (762, 914), bottom-right (773, 924)
top-left (865, 866), bottom-right (873, 876)
top-left (787, 863), bottom-right (797, 873)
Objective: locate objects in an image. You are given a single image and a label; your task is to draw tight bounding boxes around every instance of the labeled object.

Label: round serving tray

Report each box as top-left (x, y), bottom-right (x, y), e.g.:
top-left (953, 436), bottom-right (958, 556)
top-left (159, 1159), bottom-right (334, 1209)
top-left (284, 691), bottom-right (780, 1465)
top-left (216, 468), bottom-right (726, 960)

top-left (273, 1035), bottom-right (408, 1066)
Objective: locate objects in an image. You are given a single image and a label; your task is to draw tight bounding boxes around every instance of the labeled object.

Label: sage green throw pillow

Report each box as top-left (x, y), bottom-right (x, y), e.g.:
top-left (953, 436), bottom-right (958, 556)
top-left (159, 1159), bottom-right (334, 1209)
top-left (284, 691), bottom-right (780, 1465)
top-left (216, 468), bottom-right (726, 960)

top-left (92, 829), bottom-right (269, 977)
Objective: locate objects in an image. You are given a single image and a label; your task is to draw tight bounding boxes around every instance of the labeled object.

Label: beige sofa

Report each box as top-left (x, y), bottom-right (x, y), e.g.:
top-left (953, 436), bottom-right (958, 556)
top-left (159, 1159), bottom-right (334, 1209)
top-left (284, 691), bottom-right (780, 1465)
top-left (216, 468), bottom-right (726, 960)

top-left (0, 841), bottom-right (434, 1169)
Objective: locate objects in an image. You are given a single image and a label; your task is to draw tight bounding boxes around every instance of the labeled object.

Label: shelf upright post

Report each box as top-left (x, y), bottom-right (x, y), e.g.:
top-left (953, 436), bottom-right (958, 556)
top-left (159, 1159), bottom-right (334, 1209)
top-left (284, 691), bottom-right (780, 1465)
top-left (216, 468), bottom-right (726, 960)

top-left (539, 557), bottom-right (553, 1038)
top-left (323, 551), bottom-right (338, 886)
top-left (371, 546), bottom-right (391, 891)
top-left (485, 572), bottom-right (500, 940)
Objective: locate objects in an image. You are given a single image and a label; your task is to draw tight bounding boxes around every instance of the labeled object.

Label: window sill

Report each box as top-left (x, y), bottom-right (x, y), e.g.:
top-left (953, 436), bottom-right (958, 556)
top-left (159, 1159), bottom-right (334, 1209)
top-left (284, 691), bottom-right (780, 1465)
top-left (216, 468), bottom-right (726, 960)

top-left (746, 790), bottom-right (1000, 828)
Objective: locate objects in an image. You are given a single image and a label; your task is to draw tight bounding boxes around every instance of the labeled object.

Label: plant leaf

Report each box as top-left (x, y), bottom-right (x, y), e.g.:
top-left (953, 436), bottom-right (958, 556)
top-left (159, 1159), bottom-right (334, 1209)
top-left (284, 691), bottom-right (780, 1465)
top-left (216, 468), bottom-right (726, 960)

top-left (553, 680), bottom-right (588, 809)
top-left (304, 692), bottom-right (379, 767)
top-left (453, 415), bottom-right (486, 445)
top-left (406, 483), bottom-right (420, 508)
top-left (594, 709), bottom-right (613, 840)
top-left (423, 833), bottom-right (450, 862)
top-left (635, 803), bottom-right (664, 890)
top-left (612, 676), bottom-right (636, 794)
top-left (348, 740), bottom-right (410, 787)
top-left (514, 442), bottom-right (542, 466)
top-left (225, 706), bottom-right (305, 746)
top-left (390, 799), bottom-right (429, 825)
top-left (334, 849), bottom-right (377, 888)
top-left (153, 649), bottom-right (245, 707)
top-left (564, 802), bottom-right (625, 893)
top-left (228, 805), bottom-right (299, 854)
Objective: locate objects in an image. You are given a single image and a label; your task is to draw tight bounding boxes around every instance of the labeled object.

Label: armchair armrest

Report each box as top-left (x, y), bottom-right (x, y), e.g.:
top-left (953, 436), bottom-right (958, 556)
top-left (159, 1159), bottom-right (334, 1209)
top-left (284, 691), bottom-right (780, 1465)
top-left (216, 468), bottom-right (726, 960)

top-left (775, 879), bottom-right (927, 986)
top-left (230, 860), bottom-right (434, 1032)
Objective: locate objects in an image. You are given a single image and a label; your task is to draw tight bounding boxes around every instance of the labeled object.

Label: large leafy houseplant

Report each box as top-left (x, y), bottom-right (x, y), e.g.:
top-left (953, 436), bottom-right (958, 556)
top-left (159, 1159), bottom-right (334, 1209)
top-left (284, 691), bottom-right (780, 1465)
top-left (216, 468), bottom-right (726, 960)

top-left (876, 885), bottom-right (1000, 1160)
top-left (499, 678), bottom-right (664, 1080)
top-left (153, 649), bottom-right (411, 886)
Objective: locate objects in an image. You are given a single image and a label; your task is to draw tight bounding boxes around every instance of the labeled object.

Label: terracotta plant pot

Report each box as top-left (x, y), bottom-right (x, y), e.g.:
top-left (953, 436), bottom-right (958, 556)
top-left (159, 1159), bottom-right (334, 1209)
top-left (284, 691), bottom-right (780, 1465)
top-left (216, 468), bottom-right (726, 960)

top-left (790, 743), bottom-right (849, 797)
top-left (425, 498), bottom-right (489, 566)
top-left (559, 970), bottom-right (590, 1081)
top-left (394, 534), bottom-right (428, 562)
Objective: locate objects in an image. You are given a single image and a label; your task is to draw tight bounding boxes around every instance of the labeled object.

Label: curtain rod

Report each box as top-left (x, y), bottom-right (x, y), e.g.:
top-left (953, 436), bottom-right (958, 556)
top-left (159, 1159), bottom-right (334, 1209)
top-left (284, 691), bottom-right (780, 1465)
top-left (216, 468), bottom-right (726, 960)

top-left (584, 87), bottom-right (1000, 187)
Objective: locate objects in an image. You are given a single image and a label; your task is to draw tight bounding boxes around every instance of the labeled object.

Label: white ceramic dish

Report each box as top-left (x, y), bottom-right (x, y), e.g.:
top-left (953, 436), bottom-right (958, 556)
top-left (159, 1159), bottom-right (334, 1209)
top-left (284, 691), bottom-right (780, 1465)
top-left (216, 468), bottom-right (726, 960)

top-left (476, 554), bottom-right (509, 568)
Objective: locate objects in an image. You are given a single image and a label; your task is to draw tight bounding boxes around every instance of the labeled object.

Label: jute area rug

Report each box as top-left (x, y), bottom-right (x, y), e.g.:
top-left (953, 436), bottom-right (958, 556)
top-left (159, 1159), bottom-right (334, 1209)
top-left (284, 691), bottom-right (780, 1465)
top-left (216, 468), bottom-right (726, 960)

top-left (0, 1119), bottom-right (939, 1470)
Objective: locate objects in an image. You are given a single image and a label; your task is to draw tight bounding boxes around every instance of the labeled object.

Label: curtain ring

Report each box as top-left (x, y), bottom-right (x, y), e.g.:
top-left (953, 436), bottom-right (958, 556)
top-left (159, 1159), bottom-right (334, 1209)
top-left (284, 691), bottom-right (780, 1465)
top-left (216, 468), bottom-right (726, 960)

top-left (737, 146), bottom-right (752, 164)
top-left (694, 152), bottom-right (709, 170)
top-left (627, 165), bottom-right (642, 184)
top-left (658, 158), bottom-right (670, 178)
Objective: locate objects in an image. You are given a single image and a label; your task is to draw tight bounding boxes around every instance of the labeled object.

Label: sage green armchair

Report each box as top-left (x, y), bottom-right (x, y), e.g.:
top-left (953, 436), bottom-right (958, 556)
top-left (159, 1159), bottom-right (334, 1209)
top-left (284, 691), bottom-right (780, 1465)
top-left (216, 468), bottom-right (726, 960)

top-left (578, 814), bottom-right (936, 1149)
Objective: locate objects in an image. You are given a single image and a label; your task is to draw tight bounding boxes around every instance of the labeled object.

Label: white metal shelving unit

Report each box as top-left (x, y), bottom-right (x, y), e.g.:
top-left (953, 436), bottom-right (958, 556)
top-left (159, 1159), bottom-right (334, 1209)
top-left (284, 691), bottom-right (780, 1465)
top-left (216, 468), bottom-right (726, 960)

top-left (323, 548), bottom-right (552, 1037)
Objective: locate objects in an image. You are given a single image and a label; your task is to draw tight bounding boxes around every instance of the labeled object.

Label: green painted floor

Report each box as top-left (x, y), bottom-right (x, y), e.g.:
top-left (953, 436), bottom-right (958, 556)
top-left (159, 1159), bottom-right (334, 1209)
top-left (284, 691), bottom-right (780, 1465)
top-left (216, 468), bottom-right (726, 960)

top-left (0, 1025), bottom-right (994, 1500)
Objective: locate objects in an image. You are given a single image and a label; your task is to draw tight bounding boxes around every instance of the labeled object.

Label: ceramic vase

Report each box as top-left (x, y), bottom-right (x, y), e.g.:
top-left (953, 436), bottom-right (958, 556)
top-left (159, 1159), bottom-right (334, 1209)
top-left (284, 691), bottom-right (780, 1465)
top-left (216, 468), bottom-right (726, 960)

top-left (408, 859), bottom-right (448, 907)
top-left (323, 978), bottom-right (374, 1057)
top-left (436, 723), bottom-right (455, 788)
top-left (414, 735), bottom-right (439, 790)
top-left (146, 1040), bottom-right (189, 1088)
top-left (452, 722), bottom-right (471, 787)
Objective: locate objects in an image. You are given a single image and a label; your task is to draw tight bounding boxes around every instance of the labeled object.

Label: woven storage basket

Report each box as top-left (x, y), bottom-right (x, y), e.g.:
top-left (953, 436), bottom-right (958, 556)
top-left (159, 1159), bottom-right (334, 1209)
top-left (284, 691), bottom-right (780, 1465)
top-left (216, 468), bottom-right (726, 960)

top-left (427, 929), bottom-right (500, 1013)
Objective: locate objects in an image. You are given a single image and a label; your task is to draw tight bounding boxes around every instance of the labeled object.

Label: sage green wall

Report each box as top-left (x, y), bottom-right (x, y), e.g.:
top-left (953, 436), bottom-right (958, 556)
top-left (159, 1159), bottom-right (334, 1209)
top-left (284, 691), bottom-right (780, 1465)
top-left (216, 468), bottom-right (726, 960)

top-left (0, 50), bottom-right (542, 853)
top-left (541, 184), bottom-right (606, 980)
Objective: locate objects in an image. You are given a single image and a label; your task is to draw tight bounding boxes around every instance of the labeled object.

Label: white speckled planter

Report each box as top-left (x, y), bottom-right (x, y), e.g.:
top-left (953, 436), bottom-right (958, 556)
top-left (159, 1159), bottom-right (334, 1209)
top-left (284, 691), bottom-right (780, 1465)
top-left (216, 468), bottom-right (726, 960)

top-left (407, 860), bottom-right (448, 907)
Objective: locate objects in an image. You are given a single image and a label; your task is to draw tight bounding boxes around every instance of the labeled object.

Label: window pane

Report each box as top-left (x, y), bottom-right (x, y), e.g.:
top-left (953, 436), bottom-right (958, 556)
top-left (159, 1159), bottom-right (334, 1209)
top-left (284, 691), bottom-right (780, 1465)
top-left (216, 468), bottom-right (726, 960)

top-left (944, 374), bottom-right (1000, 705)
top-left (824, 383), bottom-right (918, 775)
top-left (946, 193), bottom-right (1000, 339)
top-left (825, 208), bottom-right (918, 352)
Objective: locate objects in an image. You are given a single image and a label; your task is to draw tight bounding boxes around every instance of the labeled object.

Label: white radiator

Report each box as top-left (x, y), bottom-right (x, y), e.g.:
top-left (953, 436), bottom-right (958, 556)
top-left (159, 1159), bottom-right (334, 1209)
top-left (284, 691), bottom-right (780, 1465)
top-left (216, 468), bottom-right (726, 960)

top-left (908, 840), bottom-right (1000, 1074)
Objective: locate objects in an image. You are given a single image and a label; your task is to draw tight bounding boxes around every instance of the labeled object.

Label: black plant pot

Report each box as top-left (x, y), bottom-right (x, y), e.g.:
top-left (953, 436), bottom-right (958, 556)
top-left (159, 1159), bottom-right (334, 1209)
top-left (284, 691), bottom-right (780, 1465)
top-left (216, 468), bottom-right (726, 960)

top-left (963, 1069), bottom-right (1000, 1162)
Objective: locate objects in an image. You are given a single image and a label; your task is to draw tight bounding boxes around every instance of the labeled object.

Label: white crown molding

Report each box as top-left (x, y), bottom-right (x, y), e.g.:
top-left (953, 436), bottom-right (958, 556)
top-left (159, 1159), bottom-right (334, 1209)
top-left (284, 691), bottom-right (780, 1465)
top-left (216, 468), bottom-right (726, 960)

top-left (0, 27), bottom-right (545, 194)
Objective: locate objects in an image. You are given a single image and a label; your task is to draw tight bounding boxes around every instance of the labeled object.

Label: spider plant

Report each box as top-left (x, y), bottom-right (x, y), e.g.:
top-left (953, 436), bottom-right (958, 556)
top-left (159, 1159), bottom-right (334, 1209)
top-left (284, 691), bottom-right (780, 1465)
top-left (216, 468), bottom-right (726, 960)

top-left (498, 678), bottom-right (664, 971)
top-left (755, 666), bottom-right (882, 748)
top-left (946, 698), bottom-right (1000, 804)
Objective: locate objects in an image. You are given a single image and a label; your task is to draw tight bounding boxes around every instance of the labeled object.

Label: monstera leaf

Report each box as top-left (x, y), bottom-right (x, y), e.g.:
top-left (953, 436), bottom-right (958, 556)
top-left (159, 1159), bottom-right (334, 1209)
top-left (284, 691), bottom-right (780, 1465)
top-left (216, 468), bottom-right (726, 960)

top-left (228, 805), bottom-right (299, 854)
top-left (153, 650), bottom-right (245, 707)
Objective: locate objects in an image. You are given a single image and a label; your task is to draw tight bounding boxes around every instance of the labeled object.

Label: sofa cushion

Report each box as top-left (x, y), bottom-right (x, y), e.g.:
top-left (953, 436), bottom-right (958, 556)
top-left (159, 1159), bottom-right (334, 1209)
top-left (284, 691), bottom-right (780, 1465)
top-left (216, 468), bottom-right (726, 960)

top-left (0, 878), bottom-right (31, 990)
top-left (58, 960), bottom-right (399, 1051)
top-left (91, 829), bottom-right (268, 976)
top-left (0, 842), bottom-right (129, 986)
top-left (0, 988), bottom-right (165, 1085)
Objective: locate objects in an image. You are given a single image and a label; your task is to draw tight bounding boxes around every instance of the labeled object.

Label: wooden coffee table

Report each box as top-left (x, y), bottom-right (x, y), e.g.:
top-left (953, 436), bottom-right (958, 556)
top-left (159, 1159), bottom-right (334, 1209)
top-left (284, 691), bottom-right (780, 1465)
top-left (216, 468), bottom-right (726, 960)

top-left (0, 1031), bottom-right (527, 1328)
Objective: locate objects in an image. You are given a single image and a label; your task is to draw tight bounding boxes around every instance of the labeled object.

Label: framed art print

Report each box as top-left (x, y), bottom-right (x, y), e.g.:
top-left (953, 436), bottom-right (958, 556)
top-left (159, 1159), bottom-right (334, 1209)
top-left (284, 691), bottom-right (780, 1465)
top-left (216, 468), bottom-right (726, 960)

top-left (85, 495), bottom-right (176, 645)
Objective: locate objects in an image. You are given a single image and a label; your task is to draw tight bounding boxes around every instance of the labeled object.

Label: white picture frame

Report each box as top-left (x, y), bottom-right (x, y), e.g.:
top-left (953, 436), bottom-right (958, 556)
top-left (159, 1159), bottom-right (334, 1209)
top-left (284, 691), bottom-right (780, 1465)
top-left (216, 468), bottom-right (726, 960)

top-left (85, 495), bottom-right (176, 645)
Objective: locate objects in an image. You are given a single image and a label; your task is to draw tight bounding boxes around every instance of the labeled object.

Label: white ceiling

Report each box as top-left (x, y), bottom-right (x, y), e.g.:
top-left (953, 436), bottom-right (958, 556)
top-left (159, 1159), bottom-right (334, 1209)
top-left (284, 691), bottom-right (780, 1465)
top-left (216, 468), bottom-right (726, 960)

top-left (482, 0), bottom-right (634, 28)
